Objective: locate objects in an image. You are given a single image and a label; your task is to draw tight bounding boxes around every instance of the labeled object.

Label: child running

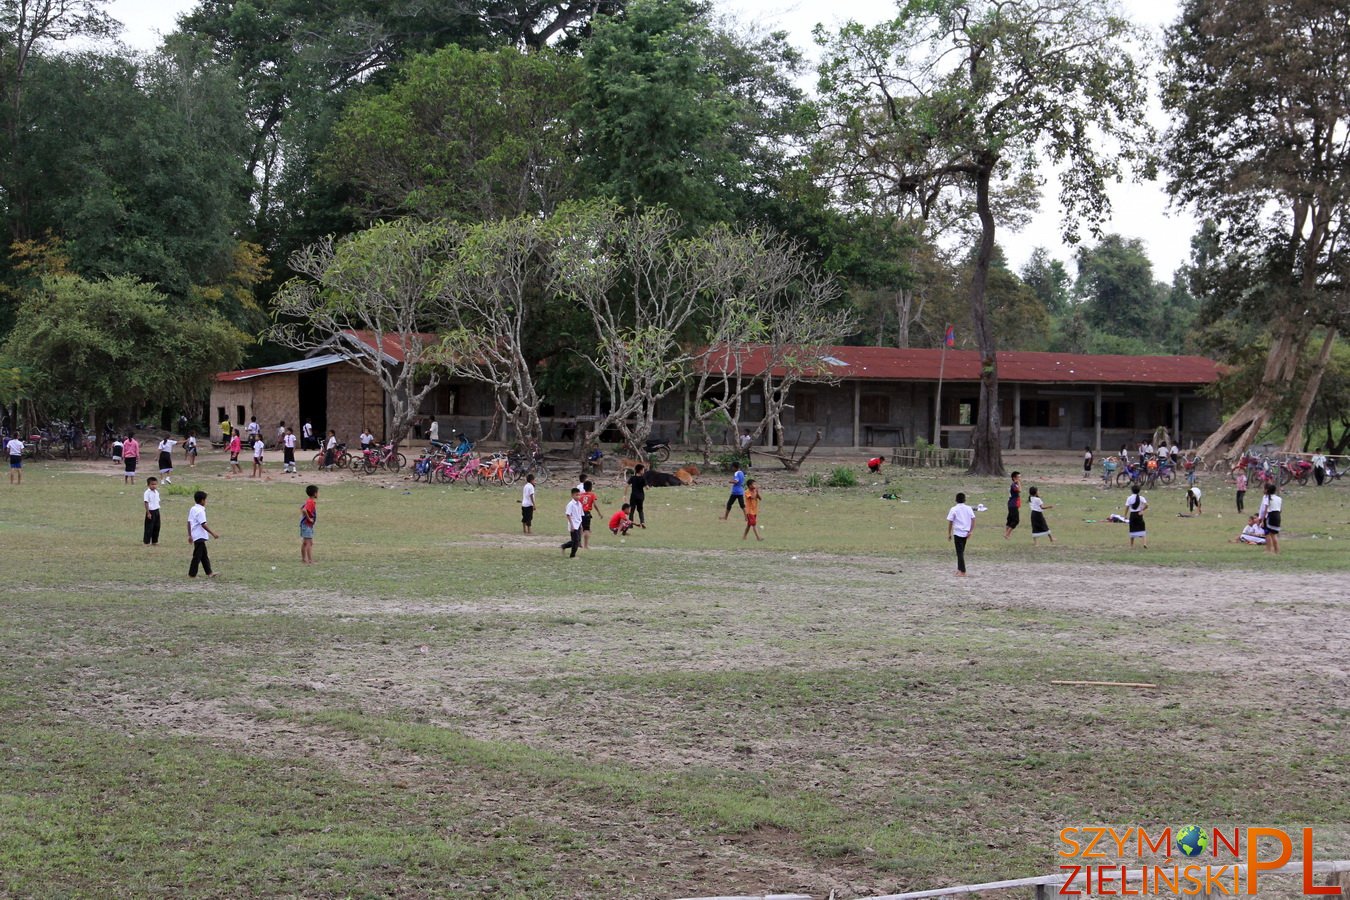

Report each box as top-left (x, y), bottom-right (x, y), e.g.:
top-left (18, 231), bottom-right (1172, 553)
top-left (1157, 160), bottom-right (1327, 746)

top-left (561, 487), bottom-right (584, 558)
top-left (742, 478), bottom-right (762, 541)
top-left (719, 462), bottom-right (746, 520)
top-left (300, 484), bottom-right (318, 564)
top-left (1003, 471), bottom-right (1022, 539)
top-left (227, 431), bottom-right (242, 475)
top-left (578, 480), bottom-right (600, 549)
top-left (1028, 486), bottom-right (1054, 544)
top-left (157, 436), bottom-right (176, 484)
top-left (946, 492), bottom-right (976, 576)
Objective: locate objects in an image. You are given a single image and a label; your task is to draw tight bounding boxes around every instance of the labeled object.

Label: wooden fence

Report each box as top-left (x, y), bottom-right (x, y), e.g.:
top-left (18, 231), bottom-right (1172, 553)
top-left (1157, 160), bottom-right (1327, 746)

top-left (677, 858), bottom-right (1350, 900)
top-left (889, 446), bottom-right (975, 469)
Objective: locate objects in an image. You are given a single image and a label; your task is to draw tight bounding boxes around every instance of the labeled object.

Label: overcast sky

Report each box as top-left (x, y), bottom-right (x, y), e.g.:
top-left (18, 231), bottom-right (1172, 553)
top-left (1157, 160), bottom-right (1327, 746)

top-left (105, 0), bottom-right (1195, 280)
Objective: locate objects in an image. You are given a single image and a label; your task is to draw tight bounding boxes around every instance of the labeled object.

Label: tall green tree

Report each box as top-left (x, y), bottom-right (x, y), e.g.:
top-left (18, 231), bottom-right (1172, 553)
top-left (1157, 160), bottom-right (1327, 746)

top-left (816, 0), bottom-right (1152, 475)
top-left (173, 0), bottom-right (620, 253)
top-left (325, 46), bottom-right (582, 223)
top-left (10, 50), bottom-right (253, 304)
top-left (575, 0), bottom-right (808, 230)
top-left (1073, 234), bottom-right (1158, 338)
top-left (1020, 248), bottom-right (1070, 316)
top-left (2, 274), bottom-right (247, 422)
top-left (0, 0), bottom-right (117, 242)
top-left (1164, 0), bottom-right (1350, 457)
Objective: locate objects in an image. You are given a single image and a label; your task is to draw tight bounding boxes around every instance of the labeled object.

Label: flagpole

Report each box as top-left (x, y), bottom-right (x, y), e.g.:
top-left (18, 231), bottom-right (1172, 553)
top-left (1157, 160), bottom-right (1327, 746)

top-left (934, 327), bottom-right (949, 447)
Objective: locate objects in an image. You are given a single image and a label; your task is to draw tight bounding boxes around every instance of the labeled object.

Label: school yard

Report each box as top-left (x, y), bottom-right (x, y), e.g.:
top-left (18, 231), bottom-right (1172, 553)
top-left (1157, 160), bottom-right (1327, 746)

top-left (1, 450), bottom-right (1347, 898)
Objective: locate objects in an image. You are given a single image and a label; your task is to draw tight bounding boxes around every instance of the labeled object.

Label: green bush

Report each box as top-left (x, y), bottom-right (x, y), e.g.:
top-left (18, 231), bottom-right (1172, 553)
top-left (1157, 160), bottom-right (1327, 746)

top-left (805, 472), bottom-right (824, 488)
top-left (825, 466), bottom-right (858, 488)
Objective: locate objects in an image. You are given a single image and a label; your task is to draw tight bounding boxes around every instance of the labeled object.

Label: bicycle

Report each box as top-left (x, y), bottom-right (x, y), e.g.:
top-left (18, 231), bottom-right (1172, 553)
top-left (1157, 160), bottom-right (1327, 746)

top-left (352, 442), bottom-right (407, 475)
top-left (313, 443), bottom-right (351, 470)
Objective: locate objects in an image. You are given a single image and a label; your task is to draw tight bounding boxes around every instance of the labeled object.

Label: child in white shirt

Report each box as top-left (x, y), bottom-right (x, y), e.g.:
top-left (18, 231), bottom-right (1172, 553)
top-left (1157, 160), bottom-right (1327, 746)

top-left (143, 476), bottom-right (162, 545)
top-left (251, 438), bottom-right (265, 478)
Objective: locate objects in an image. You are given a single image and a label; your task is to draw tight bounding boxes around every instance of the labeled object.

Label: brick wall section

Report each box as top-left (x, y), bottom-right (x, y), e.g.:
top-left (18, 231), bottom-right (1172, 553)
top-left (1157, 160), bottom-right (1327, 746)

top-left (326, 365), bottom-right (385, 444)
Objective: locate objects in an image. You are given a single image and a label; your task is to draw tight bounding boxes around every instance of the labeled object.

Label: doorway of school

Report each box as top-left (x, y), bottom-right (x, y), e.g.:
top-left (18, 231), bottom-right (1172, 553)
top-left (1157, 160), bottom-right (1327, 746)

top-left (298, 369), bottom-right (328, 446)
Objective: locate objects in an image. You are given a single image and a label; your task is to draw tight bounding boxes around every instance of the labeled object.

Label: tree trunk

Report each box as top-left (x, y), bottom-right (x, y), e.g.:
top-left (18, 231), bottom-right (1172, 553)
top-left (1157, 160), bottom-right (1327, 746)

top-left (967, 164), bottom-right (1005, 477)
top-left (1281, 328), bottom-right (1338, 452)
top-left (1195, 318), bottom-right (1309, 462)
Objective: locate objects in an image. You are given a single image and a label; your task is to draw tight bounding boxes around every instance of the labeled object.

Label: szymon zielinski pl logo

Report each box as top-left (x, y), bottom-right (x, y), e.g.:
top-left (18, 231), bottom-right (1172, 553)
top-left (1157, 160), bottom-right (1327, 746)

top-left (1057, 826), bottom-right (1342, 896)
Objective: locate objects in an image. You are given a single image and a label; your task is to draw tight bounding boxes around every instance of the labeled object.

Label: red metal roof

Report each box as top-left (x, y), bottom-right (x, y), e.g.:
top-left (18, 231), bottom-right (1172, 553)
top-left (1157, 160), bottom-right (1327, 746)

top-left (342, 330), bottom-right (438, 364)
top-left (698, 345), bottom-right (1221, 385)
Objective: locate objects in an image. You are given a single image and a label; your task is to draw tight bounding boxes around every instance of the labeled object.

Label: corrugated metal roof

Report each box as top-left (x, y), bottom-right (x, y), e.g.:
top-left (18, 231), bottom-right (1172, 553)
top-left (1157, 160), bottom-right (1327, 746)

top-left (215, 353), bottom-right (348, 383)
top-left (698, 345), bottom-right (1222, 385)
top-left (341, 330), bottom-right (439, 364)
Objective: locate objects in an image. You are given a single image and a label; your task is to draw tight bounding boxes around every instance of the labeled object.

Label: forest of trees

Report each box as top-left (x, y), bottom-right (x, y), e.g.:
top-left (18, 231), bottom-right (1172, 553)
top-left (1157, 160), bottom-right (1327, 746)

top-left (0, 0), bottom-right (1345, 469)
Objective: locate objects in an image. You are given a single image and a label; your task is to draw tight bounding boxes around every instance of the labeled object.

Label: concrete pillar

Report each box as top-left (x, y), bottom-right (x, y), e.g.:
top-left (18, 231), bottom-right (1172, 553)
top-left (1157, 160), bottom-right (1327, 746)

top-left (1094, 384), bottom-right (1102, 452)
top-left (1013, 382), bottom-right (1021, 451)
top-left (1172, 387), bottom-right (1181, 445)
top-left (852, 381), bottom-right (861, 448)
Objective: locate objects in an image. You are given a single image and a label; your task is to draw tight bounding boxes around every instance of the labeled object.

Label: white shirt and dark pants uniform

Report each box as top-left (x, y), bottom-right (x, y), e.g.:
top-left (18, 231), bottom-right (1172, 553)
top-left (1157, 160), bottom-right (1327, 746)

top-left (143, 487), bottom-right (162, 545)
top-left (947, 502), bottom-right (975, 574)
top-left (561, 498), bottom-right (585, 557)
top-left (188, 503), bottom-right (213, 577)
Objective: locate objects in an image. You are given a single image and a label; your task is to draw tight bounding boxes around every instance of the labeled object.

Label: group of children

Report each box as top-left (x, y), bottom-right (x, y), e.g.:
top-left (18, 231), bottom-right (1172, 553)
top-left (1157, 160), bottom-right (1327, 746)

top-left (946, 467), bottom-right (1290, 575)
top-left (533, 460), bottom-right (765, 558)
top-left (137, 475), bottom-right (321, 576)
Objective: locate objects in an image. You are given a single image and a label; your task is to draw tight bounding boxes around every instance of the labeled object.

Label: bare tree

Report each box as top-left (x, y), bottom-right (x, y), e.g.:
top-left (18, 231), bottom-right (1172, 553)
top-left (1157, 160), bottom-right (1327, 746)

top-left (550, 205), bottom-right (736, 457)
top-left (267, 219), bottom-right (454, 446)
top-left (433, 215), bottom-right (549, 448)
top-left (686, 230), bottom-right (857, 467)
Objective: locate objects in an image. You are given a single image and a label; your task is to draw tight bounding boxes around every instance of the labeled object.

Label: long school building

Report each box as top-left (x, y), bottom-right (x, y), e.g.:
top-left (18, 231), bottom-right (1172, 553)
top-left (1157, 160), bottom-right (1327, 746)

top-left (212, 340), bottom-right (1224, 451)
top-left (691, 346), bottom-right (1224, 451)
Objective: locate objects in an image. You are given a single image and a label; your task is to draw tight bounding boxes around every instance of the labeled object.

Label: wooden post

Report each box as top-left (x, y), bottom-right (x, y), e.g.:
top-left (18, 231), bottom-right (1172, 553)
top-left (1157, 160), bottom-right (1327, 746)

top-left (682, 386), bottom-right (690, 444)
top-left (1094, 384), bottom-right (1102, 453)
top-left (852, 380), bottom-right (861, 448)
top-left (1013, 383), bottom-right (1021, 451)
top-left (1172, 387), bottom-right (1181, 446)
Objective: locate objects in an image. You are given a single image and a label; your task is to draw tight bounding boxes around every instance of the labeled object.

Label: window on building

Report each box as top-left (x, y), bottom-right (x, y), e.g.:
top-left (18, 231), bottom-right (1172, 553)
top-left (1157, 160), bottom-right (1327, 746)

top-left (1101, 401), bottom-right (1135, 429)
top-left (793, 390), bottom-right (817, 423)
top-left (957, 400), bottom-right (977, 426)
top-left (1019, 399), bottom-right (1058, 428)
top-left (217, 406), bottom-right (227, 425)
top-left (860, 394), bottom-right (890, 423)
top-left (236, 405), bottom-right (246, 426)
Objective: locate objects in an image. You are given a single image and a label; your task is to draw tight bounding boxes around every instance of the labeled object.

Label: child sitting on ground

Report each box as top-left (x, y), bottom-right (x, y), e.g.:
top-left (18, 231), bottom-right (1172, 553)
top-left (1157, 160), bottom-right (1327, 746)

top-left (609, 503), bottom-right (634, 536)
top-left (1233, 515), bottom-right (1266, 545)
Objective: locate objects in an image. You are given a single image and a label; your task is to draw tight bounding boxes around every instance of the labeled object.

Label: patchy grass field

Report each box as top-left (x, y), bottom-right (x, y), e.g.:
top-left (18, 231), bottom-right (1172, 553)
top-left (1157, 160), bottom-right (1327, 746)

top-left (1, 452), bottom-right (1347, 898)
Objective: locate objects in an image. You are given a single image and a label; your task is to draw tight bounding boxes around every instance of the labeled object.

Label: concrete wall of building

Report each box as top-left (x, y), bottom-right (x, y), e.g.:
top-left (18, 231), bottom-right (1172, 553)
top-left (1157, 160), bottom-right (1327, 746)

top-left (722, 380), bottom-right (1223, 450)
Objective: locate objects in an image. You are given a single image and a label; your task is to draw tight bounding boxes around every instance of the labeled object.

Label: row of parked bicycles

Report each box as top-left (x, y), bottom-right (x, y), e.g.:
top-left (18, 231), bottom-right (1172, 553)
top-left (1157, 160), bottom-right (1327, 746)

top-left (408, 441), bottom-right (554, 486)
top-left (1099, 453), bottom-right (1198, 489)
top-left (2, 422), bottom-right (126, 459)
top-left (1225, 451), bottom-right (1343, 488)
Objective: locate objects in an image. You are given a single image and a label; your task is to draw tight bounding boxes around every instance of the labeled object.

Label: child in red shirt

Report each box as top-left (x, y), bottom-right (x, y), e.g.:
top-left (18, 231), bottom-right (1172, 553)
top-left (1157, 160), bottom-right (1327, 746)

top-left (578, 479), bottom-right (602, 548)
top-left (609, 504), bottom-right (633, 536)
